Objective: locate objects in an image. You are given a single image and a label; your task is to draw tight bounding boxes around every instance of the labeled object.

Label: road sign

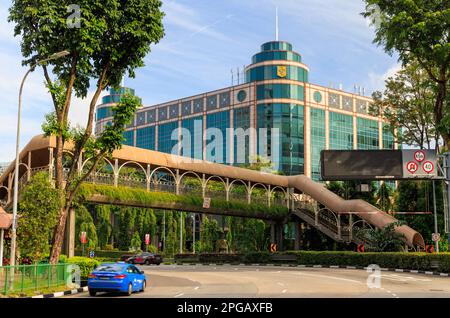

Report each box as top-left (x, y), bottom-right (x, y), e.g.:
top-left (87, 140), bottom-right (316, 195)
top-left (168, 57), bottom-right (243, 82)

top-left (414, 150), bottom-right (426, 162)
top-left (425, 245), bottom-right (434, 253)
top-left (432, 233), bottom-right (440, 242)
top-left (145, 233), bottom-right (150, 245)
top-left (89, 250), bottom-right (95, 258)
top-left (203, 197), bottom-right (211, 209)
top-left (270, 243), bottom-right (278, 253)
top-left (406, 161), bottom-right (418, 174)
top-left (81, 231), bottom-right (87, 244)
top-left (422, 161), bottom-right (434, 174)
top-left (357, 244), bottom-right (365, 253)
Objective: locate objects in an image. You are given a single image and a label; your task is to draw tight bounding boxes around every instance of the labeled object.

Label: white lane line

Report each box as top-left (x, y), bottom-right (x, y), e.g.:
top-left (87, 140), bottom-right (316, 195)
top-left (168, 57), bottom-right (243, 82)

top-left (282, 289), bottom-right (287, 294)
top-left (174, 293), bottom-right (185, 298)
top-left (292, 272), bottom-right (363, 285)
top-left (194, 286), bottom-right (200, 290)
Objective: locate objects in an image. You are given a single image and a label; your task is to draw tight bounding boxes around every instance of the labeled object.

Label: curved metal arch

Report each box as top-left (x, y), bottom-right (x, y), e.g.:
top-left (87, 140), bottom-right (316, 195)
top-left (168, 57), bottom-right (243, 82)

top-left (269, 185), bottom-right (287, 197)
top-left (0, 185), bottom-right (9, 193)
top-left (205, 175), bottom-right (227, 189)
top-left (250, 182), bottom-right (268, 193)
top-left (179, 171), bottom-right (202, 183)
top-left (317, 207), bottom-right (339, 224)
top-left (9, 162), bottom-right (31, 179)
top-left (228, 179), bottom-right (249, 191)
top-left (117, 161), bottom-right (148, 177)
top-left (350, 219), bottom-right (374, 231)
top-left (149, 166), bottom-right (176, 181)
top-left (80, 157), bottom-right (115, 173)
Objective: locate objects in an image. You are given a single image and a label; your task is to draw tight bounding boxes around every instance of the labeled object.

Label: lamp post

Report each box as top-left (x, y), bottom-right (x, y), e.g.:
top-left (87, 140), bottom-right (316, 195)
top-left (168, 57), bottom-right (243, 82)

top-left (192, 214), bottom-right (196, 254)
top-left (9, 51), bottom-right (70, 267)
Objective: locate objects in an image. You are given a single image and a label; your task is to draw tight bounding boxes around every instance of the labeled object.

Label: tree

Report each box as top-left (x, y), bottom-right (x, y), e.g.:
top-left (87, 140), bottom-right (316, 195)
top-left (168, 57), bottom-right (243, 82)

top-left (362, 1), bottom-right (450, 148)
top-left (375, 182), bottom-right (394, 212)
top-left (95, 205), bottom-right (112, 250)
top-left (370, 61), bottom-right (440, 150)
top-left (9, 0), bottom-right (165, 263)
top-left (130, 231), bottom-right (142, 252)
top-left (17, 172), bottom-right (60, 261)
top-left (356, 222), bottom-right (406, 252)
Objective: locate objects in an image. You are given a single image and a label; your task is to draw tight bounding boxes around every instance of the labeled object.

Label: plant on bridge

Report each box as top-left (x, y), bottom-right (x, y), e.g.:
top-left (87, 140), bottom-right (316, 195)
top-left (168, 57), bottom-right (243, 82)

top-left (9, 0), bottom-right (165, 264)
top-left (355, 221), bottom-right (406, 252)
top-left (130, 231), bottom-right (142, 252)
top-left (17, 172), bottom-right (60, 262)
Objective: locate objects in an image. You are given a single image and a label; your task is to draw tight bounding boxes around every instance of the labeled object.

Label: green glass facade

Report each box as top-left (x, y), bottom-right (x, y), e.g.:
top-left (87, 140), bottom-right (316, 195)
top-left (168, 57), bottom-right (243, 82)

top-left (357, 118), bottom-right (379, 150)
top-left (329, 112), bottom-right (353, 150)
top-left (257, 103), bottom-right (304, 175)
top-left (122, 130), bottom-right (134, 147)
top-left (136, 126), bottom-right (155, 150)
top-left (310, 108), bottom-right (326, 181)
top-left (247, 65), bottom-right (308, 82)
top-left (181, 116), bottom-right (203, 160)
top-left (158, 121), bottom-right (179, 155)
top-left (233, 107), bottom-right (250, 165)
top-left (383, 123), bottom-right (395, 149)
top-left (256, 84), bottom-right (304, 102)
top-left (206, 111), bottom-right (230, 163)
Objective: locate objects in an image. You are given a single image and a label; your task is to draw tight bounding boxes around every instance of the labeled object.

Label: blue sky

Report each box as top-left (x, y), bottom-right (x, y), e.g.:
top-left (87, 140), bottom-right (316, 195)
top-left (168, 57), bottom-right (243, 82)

top-left (0, 0), bottom-right (400, 162)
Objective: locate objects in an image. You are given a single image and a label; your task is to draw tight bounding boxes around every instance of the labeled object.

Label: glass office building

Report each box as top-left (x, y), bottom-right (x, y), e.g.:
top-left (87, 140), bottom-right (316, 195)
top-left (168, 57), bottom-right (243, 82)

top-left (95, 41), bottom-right (396, 179)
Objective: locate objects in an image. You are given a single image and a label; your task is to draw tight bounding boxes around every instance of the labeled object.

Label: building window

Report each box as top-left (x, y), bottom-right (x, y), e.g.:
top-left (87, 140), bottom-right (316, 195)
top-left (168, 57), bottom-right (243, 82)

top-left (328, 93), bottom-right (340, 108)
top-left (329, 111), bottom-right (353, 150)
top-left (206, 111), bottom-right (230, 164)
top-left (182, 101), bottom-right (192, 116)
top-left (237, 90), bottom-right (247, 102)
top-left (219, 92), bottom-right (231, 108)
top-left (257, 103), bottom-right (304, 175)
top-left (96, 106), bottom-right (114, 120)
top-left (256, 84), bottom-right (304, 102)
top-left (206, 95), bottom-right (218, 111)
top-left (310, 108), bottom-right (325, 181)
top-left (136, 112), bottom-right (146, 126)
top-left (383, 123), bottom-right (395, 149)
top-left (193, 98), bottom-right (204, 113)
top-left (246, 65), bottom-right (308, 83)
top-left (357, 117), bottom-right (379, 149)
top-left (234, 107), bottom-right (250, 165)
top-left (122, 130), bottom-right (134, 147)
top-left (169, 104), bottom-right (179, 119)
top-left (181, 116), bottom-right (203, 160)
top-left (158, 107), bottom-right (168, 121)
top-left (136, 126), bottom-right (155, 150)
top-left (158, 121), bottom-right (179, 155)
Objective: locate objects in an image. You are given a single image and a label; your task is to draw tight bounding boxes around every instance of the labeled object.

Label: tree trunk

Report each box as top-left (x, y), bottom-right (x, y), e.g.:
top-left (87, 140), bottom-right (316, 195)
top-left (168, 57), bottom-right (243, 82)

top-left (49, 132), bottom-right (67, 264)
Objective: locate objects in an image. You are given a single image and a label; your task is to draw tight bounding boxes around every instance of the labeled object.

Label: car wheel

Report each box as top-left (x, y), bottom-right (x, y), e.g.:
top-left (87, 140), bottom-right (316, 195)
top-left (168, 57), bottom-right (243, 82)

top-left (89, 290), bottom-right (97, 297)
top-left (140, 280), bottom-right (146, 292)
top-left (156, 262), bottom-right (161, 266)
top-left (126, 283), bottom-right (133, 296)
top-left (145, 260), bottom-right (150, 265)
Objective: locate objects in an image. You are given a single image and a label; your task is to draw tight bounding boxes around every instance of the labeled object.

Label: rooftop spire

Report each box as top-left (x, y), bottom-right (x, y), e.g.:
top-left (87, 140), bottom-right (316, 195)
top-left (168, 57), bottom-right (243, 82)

top-left (275, 7), bottom-right (279, 41)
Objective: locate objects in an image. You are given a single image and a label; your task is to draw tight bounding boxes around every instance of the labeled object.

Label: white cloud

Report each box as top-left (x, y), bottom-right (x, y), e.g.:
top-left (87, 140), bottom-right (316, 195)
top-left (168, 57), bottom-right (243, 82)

top-left (69, 90), bottom-right (107, 129)
top-left (367, 63), bottom-right (402, 92)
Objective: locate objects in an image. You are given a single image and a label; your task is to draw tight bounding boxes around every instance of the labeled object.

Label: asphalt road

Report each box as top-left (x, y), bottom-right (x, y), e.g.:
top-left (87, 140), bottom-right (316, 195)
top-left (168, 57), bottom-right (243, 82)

top-left (66, 264), bottom-right (450, 298)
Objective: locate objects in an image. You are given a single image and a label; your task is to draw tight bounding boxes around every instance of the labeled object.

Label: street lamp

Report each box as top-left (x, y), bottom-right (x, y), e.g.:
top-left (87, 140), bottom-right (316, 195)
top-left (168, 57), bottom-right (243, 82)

top-left (9, 50), bottom-right (70, 267)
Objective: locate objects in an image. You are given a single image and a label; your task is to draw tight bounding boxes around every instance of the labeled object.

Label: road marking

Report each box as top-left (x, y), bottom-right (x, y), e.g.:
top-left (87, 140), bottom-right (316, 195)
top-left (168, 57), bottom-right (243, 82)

top-left (174, 293), bottom-right (184, 298)
top-left (293, 272), bottom-right (363, 285)
top-left (282, 289), bottom-right (287, 294)
top-left (277, 282), bottom-right (285, 287)
top-left (194, 286), bottom-right (200, 290)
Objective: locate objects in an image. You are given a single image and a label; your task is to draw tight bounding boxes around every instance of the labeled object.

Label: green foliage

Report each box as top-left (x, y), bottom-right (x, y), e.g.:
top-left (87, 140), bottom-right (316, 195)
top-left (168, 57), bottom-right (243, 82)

top-left (75, 205), bottom-right (98, 250)
top-left (375, 182), bottom-right (393, 212)
top-left (17, 172), bottom-right (60, 261)
top-left (198, 216), bottom-right (221, 253)
top-left (130, 231), bottom-right (142, 252)
top-left (77, 183), bottom-right (289, 219)
top-left (362, 0), bottom-right (450, 146)
top-left (95, 205), bottom-right (112, 249)
top-left (355, 222), bottom-right (406, 252)
top-left (369, 61), bottom-right (441, 149)
top-left (67, 256), bottom-right (100, 281)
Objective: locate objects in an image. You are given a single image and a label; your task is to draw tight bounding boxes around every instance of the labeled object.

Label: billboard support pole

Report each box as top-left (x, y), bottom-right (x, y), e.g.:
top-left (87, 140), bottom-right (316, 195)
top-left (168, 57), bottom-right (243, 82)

top-left (432, 179), bottom-right (439, 253)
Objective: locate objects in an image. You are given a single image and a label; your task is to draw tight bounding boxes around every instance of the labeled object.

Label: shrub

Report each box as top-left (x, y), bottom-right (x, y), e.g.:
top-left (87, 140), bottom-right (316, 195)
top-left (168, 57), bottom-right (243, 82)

top-left (67, 257), bottom-right (100, 281)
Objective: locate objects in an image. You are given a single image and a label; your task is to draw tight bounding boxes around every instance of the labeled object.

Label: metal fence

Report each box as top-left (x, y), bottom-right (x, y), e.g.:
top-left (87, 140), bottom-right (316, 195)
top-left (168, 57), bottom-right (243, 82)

top-left (0, 263), bottom-right (73, 295)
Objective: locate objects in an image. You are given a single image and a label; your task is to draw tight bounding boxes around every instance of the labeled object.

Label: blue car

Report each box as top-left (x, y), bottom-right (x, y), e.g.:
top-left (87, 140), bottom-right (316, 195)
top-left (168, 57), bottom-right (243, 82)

top-left (87, 262), bottom-right (146, 296)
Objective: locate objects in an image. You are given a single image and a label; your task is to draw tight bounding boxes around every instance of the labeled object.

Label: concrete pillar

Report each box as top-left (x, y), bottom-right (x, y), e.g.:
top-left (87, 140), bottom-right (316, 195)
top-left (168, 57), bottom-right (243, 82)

top-left (294, 221), bottom-right (301, 250)
top-left (27, 151), bottom-right (32, 181)
top-left (64, 208), bottom-right (76, 258)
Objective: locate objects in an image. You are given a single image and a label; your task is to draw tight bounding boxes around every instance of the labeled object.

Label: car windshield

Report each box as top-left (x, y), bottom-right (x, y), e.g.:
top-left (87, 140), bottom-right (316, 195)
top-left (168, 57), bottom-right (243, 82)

top-left (95, 264), bottom-right (124, 272)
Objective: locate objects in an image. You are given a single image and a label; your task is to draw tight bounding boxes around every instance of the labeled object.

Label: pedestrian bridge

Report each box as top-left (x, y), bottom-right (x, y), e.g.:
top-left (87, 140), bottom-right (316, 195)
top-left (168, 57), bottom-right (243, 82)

top-left (0, 135), bottom-right (424, 250)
